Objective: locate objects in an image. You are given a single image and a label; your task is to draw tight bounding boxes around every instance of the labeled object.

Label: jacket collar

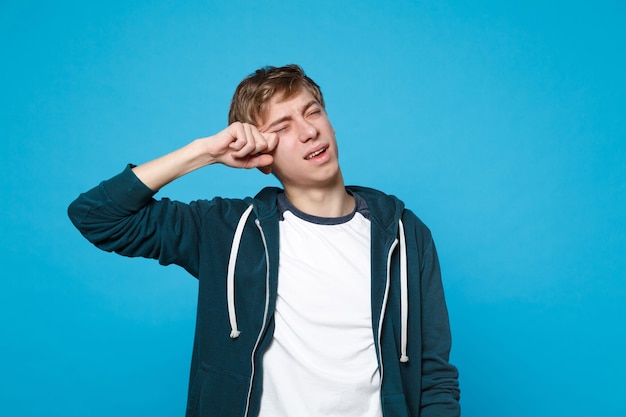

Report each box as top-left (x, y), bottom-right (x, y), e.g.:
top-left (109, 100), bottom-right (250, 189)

top-left (249, 185), bottom-right (405, 230)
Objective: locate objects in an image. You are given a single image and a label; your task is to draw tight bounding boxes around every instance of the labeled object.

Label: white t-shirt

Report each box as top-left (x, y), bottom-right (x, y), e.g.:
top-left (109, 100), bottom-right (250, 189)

top-left (258, 193), bottom-right (382, 417)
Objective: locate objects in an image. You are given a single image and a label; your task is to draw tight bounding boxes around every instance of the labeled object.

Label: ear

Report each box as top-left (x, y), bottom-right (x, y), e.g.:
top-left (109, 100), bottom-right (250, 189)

top-left (257, 166), bottom-right (272, 175)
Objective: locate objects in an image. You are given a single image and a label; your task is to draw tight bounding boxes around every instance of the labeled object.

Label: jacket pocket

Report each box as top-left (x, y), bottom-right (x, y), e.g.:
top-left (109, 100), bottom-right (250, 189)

top-left (382, 393), bottom-right (410, 417)
top-left (187, 362), bottom-right (251, 417)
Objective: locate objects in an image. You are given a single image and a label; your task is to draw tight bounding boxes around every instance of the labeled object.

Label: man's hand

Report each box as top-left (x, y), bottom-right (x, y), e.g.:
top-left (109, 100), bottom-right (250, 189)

top-left (131, 122), bottom-right (278, 191)
top-left (204, 122), bottom-right (278, 174)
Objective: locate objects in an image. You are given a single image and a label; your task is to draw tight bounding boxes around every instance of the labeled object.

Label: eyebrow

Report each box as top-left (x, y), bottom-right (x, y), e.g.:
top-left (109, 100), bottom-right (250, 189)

top-left (265, 99), bottom-right (319, 131)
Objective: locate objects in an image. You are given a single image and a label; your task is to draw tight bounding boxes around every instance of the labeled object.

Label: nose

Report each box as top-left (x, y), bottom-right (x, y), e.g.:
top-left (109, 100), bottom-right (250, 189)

top-left (296, 118), bottom-right (318, 143)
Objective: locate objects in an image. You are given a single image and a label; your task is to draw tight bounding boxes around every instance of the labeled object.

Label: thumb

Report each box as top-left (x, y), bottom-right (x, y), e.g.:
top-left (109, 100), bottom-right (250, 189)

top-left (250, 154), bottom-right (273, 174)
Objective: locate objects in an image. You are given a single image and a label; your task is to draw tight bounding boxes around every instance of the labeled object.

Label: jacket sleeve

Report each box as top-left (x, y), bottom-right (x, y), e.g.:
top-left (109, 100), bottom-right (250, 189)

top-left (67, 165), bottom-right (209, 278)
top-left (410, 214), bottom-right (461, 416)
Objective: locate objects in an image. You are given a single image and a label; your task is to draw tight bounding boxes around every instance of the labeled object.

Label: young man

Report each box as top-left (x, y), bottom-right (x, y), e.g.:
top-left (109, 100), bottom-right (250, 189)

top-left (68, 65), bottom-right (460, 417)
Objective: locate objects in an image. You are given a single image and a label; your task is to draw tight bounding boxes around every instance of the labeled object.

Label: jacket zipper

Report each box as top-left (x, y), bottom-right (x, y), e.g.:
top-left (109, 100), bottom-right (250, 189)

top-left (242, 219), bottom-right (272, 417)
top-left (377, 238), bottom-right (398, 408)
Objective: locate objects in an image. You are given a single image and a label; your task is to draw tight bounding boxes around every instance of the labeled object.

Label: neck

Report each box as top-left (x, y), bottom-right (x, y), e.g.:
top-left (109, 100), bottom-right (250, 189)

top-left (283, 176), bottom-right (354, 218)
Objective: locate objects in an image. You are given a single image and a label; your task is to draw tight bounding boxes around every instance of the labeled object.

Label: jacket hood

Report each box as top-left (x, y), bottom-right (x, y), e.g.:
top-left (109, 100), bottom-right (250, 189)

top-left (346, 185), bottom-right (406, 236)
top-left (250, 186), bottom-right (405, 230)
top-left (248, 187), bottom-right (282, 220)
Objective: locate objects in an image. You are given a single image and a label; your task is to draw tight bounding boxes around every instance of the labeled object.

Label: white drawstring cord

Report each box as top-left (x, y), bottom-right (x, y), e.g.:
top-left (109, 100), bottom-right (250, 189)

top-left (227, 205), bottom-right (254, 339)
top-left (398, 219), bottom-right (409, 363)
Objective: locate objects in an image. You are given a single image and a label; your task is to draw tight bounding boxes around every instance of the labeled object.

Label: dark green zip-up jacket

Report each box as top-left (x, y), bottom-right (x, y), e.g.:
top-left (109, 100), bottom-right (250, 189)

top-left (68, 165), bottom-right (460, 417)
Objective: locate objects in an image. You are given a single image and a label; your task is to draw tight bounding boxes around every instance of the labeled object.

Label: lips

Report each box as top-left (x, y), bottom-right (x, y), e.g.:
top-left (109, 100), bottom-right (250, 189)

top-left (305, 147), bottom-right (327, 160)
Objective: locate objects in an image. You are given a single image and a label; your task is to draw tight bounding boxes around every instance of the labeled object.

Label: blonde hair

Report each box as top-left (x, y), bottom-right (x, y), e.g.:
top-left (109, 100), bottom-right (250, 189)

top-left (228, 64), bottom-right (325, 125)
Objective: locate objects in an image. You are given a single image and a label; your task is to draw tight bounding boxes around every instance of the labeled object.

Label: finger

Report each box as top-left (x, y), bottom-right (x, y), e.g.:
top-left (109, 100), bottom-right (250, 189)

top-left (245, 154), bottom-right (273, 173)
top-left (232, 123), bottom-right (261, 156)
top-left (224, 122), bottom-right (246, 152)
top-left (261, 132), bottom-right (279, 153)
top-left (232, 124), bottom-right (267, 158)
top-left (247, 124), bottom-right (270, 155)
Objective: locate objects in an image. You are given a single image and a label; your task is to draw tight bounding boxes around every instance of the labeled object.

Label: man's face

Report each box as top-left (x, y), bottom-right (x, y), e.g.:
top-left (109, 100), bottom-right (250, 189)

top-left (258, 88), bottom-right (341, 191)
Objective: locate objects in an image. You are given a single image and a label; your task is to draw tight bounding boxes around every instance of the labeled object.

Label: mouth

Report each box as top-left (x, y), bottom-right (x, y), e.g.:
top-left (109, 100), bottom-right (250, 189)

top-left (305, 147), bottom-right (327, 160)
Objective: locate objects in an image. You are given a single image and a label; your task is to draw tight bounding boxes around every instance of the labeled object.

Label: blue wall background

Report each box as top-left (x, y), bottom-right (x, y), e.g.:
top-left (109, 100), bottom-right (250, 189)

top-left (1, 1), bottom-right (624, 416)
